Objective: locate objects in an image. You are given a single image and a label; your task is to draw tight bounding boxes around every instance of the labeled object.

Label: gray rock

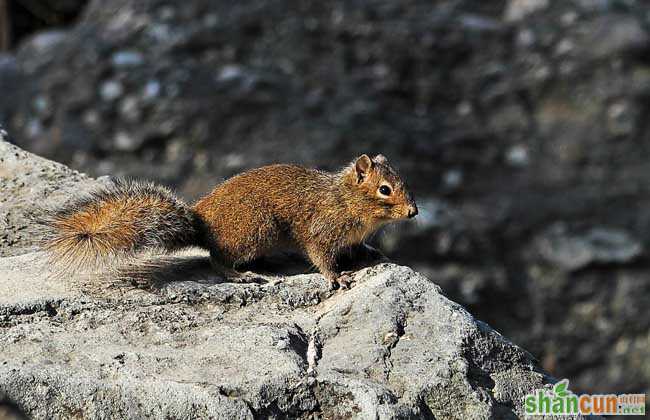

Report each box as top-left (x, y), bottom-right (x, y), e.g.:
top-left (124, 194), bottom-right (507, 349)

top-left (21, 30), bottom-right (67, 54)
top-left (505, 144), bottom-right (530, 168)
top-left (0, 253), bottom-right (579, 419)
top-left (571, 15), bottom-right (649, 60)
top-left (111, 50), bottom-right (145, 68)
top-left (143, 79), bottom-right (161, 100)
top-left (0, 139), bottom-right (590, 419)
top-left (99, 80), bottom-right (125, 102)
top-left (532, 223), bottom-right (643, 271)
top-left (504, 0), bottom-right (549, 22)
top-left (0, 55), bottom-right (23, 124)
top-left (2, 0), bottom-right (650, 401)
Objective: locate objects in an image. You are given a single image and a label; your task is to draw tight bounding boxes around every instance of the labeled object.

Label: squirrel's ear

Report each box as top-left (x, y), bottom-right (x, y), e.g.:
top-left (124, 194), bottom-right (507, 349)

top-left (373, 154), bottom-right (388, 164)
top-left (355, 154), bottom-right (373, 183)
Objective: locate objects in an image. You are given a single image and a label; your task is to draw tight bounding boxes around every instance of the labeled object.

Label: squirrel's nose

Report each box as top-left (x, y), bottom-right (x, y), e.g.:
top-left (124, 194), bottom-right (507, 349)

top-left (407, 204), bottom-right (418, 218)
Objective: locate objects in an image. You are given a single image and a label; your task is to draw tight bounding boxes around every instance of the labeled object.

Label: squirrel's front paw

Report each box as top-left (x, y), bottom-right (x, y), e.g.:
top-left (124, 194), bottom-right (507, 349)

top-left (331, 271), bottom-right (356, 290)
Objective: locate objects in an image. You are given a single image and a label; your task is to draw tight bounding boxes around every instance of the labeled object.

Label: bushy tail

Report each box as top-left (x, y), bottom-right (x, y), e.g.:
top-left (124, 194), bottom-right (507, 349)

top-left (42, 179), bottom-right (205, 273)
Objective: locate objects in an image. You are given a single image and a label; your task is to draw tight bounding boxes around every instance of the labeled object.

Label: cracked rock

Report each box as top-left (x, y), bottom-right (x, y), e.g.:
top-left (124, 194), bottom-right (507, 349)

top-left (0, 139), bottom-right (595, 419)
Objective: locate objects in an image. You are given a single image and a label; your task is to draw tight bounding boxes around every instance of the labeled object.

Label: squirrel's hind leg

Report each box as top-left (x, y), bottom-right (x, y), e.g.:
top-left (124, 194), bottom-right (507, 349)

top-left (208, 249), bottom-right (241, 280)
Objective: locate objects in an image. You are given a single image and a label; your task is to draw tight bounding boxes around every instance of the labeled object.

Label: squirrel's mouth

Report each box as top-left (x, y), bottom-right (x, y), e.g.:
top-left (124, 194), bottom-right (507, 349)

top-left (387, 213), bottom-right (411, 221)
top-left (391, 204), bottom-right (417, 220)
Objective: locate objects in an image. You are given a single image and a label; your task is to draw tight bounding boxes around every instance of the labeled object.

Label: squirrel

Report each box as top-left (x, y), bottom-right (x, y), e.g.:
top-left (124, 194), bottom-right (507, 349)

top-left (43, 154), bottom-right (418, 288)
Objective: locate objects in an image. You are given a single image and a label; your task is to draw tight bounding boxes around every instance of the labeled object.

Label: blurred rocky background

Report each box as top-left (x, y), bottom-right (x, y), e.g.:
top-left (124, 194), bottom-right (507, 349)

top-left (1, 0), bottom-right (649, 399)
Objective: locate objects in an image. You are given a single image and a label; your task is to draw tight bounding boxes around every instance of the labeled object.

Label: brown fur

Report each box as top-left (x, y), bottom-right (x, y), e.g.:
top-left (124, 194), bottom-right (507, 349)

top-left (43, 179), bottom-right (202, 272)
top-left (43, 155), bottom-right (417, 286)
top-left (194, 154), bottom-right (417, 284)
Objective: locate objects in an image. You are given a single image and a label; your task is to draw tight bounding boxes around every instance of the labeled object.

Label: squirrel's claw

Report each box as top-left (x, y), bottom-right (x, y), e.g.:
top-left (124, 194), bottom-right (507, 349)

top-left (332, 271), bottom-right (356, 290)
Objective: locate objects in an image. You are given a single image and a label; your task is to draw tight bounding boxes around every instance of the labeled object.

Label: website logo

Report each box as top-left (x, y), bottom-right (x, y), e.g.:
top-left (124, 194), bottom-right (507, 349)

top-left (524, 379), bottom-right (645, 416)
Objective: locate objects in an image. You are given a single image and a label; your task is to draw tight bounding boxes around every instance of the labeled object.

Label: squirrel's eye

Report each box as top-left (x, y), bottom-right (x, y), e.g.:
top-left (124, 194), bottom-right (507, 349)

top-left (379, 185), bottom-right (392, 196)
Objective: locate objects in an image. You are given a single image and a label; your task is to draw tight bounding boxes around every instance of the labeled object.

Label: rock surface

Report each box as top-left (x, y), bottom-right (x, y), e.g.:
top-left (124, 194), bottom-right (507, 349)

top-left (0, 254), bottom-right (555, 420)
top-left (1, 0), bottom-right (649, 399)
top-left (0, 137), bottom-right (589, 419)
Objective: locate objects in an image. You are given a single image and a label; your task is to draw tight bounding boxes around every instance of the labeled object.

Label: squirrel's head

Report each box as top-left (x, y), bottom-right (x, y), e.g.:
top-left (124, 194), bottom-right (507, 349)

top-left (346, 154), bottom-right (418, 221)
